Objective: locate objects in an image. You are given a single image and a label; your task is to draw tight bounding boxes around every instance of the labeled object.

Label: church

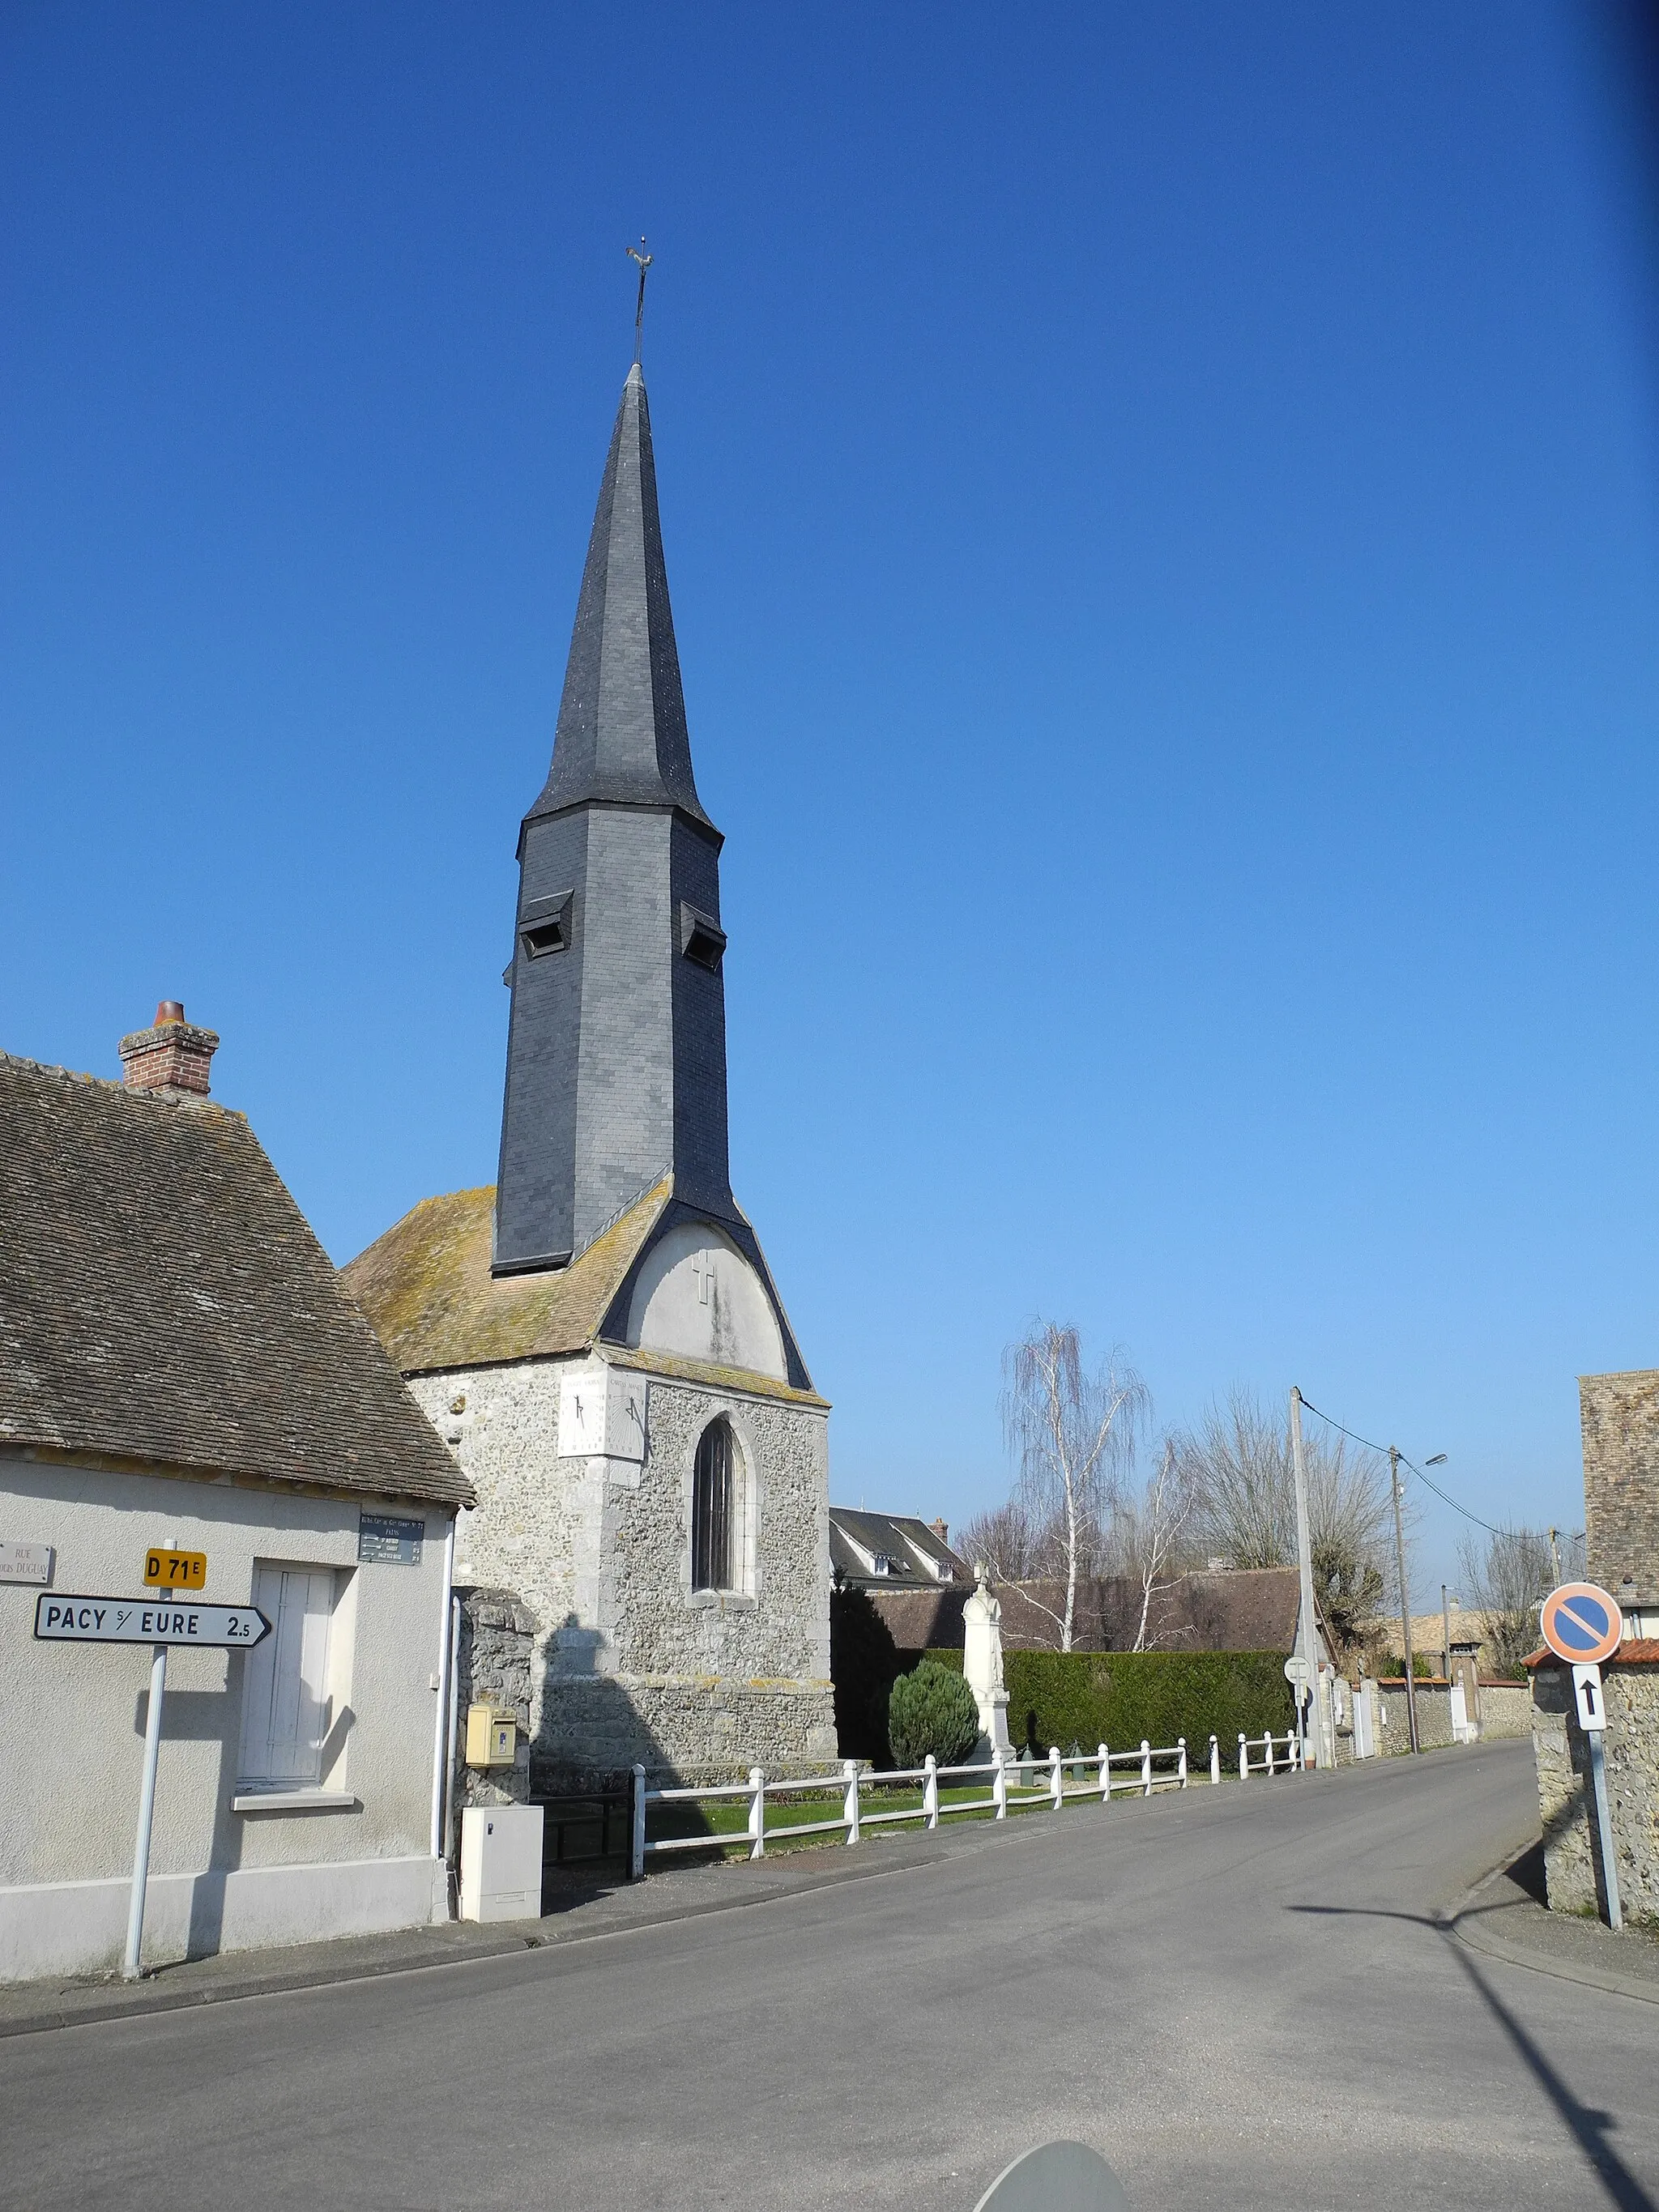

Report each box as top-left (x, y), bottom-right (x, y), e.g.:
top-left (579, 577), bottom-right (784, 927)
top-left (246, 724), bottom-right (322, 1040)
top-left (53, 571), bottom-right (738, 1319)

top-left (345, 356), bottom-right (836, 1789)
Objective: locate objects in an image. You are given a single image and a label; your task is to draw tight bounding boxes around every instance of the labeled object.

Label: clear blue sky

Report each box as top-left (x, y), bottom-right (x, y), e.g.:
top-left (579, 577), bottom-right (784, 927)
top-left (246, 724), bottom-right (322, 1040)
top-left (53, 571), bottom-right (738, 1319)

top-left (5, 5), bottom-right (1657, 1591)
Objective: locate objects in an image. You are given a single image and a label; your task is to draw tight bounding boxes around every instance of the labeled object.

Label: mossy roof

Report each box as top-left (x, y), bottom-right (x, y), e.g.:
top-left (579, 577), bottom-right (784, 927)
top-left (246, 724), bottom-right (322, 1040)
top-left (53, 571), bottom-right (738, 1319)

top-left (341, 1180), bottom-right (672, 1375)
top-left (0, 1052), bottom-right (471, 1508)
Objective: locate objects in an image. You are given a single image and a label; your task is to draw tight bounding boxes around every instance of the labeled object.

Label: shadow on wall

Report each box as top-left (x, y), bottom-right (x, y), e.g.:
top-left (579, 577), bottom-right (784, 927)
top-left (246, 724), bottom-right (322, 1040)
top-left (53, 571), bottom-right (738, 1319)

top-left (451, 1588), bottom-right (681, 1805)
top-left (830, 1583), bottom-right (902, 1767)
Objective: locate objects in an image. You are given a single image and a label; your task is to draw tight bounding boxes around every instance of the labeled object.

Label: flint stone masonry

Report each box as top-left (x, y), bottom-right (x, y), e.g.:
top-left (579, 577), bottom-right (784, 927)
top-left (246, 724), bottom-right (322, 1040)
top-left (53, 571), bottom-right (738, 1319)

top-left (451, 1585), bottom-right (535, 1812)
top-left (411, 1355), bottom-right (834, 1788)
top-left (1531, 1654), bottom-right (1659, 1924)
top-left (1578, 1370), bottom-right (1659, 1600)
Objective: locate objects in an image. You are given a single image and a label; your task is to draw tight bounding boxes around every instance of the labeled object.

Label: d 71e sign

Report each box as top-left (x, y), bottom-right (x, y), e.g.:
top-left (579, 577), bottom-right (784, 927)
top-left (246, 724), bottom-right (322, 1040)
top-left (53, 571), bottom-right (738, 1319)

top-left (34, 1595), bottom-right (270, 1647)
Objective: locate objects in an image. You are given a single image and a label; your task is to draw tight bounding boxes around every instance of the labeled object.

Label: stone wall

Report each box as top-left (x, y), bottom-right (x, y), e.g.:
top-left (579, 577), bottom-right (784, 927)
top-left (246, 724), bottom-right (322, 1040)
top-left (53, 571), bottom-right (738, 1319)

top-left (450, 1584), bottom-right (535, 1813)
top-left (1378, 1681), bottom-right (1455, 1754)
top-left (1478, 1682), bottom-right (1533, 1740)
top-left (412, 1353), bottom-right (835, 1789)
top-left (1531, 1655), bottom-right (1659, 1925)
top-left (1578, 1370), bottom-right (1659, 1600)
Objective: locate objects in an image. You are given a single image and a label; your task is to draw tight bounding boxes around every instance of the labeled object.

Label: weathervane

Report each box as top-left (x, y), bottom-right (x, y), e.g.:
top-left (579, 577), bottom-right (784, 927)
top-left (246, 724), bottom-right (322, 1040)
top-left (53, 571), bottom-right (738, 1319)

top-left (626, 237), bottom-right (653, 362)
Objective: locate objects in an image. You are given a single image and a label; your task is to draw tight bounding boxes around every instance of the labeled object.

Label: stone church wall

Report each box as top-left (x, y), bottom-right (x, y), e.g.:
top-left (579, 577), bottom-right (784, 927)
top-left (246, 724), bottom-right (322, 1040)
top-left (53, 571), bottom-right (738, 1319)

top-left (410, 1354), bottom-right (835, 1788)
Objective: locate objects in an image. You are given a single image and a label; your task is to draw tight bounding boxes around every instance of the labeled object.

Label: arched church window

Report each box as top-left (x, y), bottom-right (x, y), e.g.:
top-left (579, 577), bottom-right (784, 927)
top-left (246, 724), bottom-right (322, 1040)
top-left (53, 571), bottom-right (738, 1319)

top-left (692, 1418), bottom-right (736, 1592)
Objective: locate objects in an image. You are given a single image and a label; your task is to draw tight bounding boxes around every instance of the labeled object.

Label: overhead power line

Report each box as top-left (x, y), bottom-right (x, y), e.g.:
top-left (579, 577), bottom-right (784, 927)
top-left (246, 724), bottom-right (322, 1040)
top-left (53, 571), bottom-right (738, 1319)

top-left (1295, 1393), bottom-right (1515, 1539)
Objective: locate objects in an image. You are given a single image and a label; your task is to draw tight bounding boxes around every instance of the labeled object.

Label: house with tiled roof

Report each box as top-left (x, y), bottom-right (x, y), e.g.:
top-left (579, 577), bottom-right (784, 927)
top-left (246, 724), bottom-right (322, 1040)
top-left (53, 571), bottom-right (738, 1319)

top-left (345, 359), bottom-right (834, 1788)
top-left (0, 1008), bottom-right (472, 1982)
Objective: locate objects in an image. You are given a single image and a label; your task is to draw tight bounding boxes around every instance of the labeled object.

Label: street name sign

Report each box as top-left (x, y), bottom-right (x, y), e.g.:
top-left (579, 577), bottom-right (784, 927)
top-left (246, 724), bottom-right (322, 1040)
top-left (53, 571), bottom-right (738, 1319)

top-left (0, 1541), bottom-right (53, 1586)
top-left (1540, 1582), bottom-right (1623, 1668)
top-left (144, 1548), bottom-right (207, 1591)
top-left (33, 1595), bottom-right (269, 1647)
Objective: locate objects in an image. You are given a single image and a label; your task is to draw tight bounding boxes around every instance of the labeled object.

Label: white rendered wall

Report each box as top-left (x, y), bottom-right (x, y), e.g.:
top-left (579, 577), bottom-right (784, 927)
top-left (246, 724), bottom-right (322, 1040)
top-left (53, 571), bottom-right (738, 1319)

top-left (625, 1222), bottom-right (787, 1380)
top-left (0, 1457), bottom-right (452, 1977)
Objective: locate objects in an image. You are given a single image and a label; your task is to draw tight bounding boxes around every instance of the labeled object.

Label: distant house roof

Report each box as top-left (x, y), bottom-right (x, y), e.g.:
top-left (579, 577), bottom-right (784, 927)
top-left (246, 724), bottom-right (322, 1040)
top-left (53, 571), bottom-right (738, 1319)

top-left (830, 1508), bottom-right (967, 1592)
top-left (0, 1053), bottom-right (471, 1510)
top-left (343, 1178), bottom-right (825, 1404)
top-left (867, 1565), bottom-right (1320, 1656)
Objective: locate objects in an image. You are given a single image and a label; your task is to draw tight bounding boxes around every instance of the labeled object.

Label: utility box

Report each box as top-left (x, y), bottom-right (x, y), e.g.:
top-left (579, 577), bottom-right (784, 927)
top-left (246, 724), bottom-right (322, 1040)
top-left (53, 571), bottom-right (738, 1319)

top-left (465, 1703), bottom-right (518, 1767)
top-left (459, 1805), bottom-right (544, 1923)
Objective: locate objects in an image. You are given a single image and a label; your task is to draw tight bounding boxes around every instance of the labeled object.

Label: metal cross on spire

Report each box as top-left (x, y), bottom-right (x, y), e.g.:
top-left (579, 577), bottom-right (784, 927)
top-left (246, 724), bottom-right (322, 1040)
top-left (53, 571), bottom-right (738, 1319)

top-left (626, 237), bottom-right (653, 362)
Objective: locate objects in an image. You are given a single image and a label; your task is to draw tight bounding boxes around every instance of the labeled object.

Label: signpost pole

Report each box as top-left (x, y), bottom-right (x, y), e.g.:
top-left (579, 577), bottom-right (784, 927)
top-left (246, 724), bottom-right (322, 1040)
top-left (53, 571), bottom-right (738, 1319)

top-left (1587, 1720), bottom-right (1623, 1932)
top-left (1541, 1588), bottom-right (1627, 1932)
top-left (123, 1642), bottom-right (168, 1980)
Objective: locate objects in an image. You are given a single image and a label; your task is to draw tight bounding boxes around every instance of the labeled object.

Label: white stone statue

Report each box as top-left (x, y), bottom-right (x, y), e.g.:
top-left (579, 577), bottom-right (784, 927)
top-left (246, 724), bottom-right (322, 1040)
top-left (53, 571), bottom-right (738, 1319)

top-left (962, 1563), bottom-right (1013, 1762)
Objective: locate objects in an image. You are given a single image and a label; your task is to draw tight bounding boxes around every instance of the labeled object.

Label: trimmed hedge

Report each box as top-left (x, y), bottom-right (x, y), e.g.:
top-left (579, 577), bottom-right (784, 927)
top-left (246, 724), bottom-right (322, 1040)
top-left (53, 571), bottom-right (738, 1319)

top-left (927, 1647), bottom-right (1294, 1757)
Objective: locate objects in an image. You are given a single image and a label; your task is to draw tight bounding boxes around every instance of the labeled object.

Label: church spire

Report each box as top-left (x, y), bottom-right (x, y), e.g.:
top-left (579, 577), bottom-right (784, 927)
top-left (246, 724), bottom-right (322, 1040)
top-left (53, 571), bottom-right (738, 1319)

top-left (524, 364), bottom-right (714, 837)
top-left (493, 360), bottom-right (735, 1277)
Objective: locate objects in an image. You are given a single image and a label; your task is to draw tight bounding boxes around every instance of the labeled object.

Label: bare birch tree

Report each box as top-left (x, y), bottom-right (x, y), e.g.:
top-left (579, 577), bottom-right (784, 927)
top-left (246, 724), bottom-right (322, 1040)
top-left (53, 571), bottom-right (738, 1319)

top-left (1102, 1437), bottom-right (1193, 1651)
top-left (1001, 1323), bottom-right (1149, 1652)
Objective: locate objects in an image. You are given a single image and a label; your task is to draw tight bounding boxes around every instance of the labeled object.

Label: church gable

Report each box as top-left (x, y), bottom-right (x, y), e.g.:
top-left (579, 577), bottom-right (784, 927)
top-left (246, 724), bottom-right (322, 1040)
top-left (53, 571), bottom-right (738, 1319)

top-left (623, 1219), bottom-right (787, 1381)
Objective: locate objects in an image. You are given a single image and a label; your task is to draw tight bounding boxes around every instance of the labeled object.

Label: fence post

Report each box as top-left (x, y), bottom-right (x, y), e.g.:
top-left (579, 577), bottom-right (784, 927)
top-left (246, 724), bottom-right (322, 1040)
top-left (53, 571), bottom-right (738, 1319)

top-left (1139, 1740), bottom-right (1152, 1797)
top-left (629, 1762), bottom-right (646, 1881)
top-left (993, 1755), bottom-right (1008, 1820)
top-left (1209, 1734), bottom-right (1220, 1786)
top-left (843, 1758), bottom-right (861, 1846)
top-left (1178, 1737), bottom-right (1188, 1788)
top-left (748, 1766), bottom-right (766, 1859)
top-left (1098, 1743), bottom-right (1111, 1805)
top-left (1238, 1732), bottom-right (1248, 1780)
top-left (1049, 1747), bottom-right (1063, 1811)
top-left (923, 1753), bottom-right (940, 1830)
top-left (1265, 1733), bottom-right (1275, 1776)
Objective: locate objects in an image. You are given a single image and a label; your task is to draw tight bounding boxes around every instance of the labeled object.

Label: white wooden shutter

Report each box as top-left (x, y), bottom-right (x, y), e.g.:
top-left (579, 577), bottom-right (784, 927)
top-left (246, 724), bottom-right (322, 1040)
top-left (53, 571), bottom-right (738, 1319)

top-left (239, 1566), bottom-right (335, 1784)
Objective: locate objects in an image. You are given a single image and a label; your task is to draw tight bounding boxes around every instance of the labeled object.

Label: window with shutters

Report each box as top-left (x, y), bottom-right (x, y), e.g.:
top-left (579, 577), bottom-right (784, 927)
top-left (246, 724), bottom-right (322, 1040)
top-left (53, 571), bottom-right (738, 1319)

top-left (238, 1565), bottom-right (342, 1785)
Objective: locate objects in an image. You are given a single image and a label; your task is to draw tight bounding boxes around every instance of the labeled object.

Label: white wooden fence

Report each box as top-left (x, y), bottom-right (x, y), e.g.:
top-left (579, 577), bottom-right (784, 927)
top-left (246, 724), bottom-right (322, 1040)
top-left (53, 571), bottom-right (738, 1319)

top-left (1237, 1729), bottom-right (1308, 1779)
top-left (629, 1727), bottom-right (1268, 1877)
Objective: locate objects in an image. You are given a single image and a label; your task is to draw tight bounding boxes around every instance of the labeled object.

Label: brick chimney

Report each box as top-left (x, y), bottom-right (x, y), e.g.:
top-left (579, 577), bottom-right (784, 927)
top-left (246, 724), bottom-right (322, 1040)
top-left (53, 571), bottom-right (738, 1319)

top-left (930, 1518), bottom-right (949, 1546)
top-left (119, 1001), bottom-right (219, 1098)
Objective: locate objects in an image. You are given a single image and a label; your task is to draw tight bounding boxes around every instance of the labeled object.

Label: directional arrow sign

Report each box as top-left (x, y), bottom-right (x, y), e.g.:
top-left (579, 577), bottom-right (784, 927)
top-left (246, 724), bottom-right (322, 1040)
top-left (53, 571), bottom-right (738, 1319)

top-left (33, 1594), bottom-right (270, 1648)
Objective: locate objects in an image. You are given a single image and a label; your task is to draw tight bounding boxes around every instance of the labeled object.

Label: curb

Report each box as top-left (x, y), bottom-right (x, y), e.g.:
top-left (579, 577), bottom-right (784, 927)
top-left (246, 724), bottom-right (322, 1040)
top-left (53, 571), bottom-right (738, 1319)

top-left (1444, 1864), bottom-right (1659, 2010)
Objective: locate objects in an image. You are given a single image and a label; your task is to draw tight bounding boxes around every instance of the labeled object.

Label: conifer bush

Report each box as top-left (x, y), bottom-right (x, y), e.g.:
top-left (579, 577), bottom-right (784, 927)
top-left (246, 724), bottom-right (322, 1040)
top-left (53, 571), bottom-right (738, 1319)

top-left (887, 1657), bottom-right (980, 1767)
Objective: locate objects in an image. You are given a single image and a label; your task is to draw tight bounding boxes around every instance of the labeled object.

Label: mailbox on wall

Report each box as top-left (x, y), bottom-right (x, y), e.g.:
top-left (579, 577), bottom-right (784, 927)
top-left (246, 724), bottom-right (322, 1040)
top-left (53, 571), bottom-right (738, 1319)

top-left (465, 1703), bottom-right (518, 1767)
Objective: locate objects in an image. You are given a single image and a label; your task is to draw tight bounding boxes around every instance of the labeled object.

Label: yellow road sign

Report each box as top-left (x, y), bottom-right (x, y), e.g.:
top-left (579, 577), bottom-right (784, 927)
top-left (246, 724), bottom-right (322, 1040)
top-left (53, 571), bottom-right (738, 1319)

top-left (143, 1548), bottom-right (207, 1591)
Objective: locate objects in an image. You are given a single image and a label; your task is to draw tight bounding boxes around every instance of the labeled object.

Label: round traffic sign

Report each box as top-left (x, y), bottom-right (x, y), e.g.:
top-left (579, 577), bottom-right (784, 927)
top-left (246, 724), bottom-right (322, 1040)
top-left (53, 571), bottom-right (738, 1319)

top-left (1540, 1582), bottom-right (1623, 1667)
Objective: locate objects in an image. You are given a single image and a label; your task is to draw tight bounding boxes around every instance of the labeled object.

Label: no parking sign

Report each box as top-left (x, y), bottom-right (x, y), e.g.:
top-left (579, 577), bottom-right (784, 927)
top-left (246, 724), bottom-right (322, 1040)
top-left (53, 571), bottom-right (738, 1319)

top-left (1540, 1582), bottom-right (1623, 1668)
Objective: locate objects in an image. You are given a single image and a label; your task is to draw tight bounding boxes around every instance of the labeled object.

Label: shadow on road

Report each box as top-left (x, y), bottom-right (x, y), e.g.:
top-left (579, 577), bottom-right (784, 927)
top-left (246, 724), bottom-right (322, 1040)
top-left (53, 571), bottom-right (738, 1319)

top-left (1290, 1903), bottom-right (1653, 2212)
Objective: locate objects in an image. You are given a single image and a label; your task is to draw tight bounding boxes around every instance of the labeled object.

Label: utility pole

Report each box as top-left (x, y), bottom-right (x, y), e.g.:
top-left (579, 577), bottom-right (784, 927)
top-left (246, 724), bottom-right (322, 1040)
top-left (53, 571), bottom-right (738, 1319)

top-left (1547, 1527), bottom-right (1562, 1583)
top-left (1441, 1583), bottom-right (1452, 1681)
top-left (1289, 1389), bottom-right (1329, 1769)
top-left (1390, 1446), bottom-right (1420, 1754)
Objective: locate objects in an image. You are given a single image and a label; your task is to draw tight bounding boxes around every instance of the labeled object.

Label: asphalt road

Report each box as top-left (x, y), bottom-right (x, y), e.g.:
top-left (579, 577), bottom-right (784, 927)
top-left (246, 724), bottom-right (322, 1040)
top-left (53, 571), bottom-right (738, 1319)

top-left (3, 1740), bottom-right (1655, 2212)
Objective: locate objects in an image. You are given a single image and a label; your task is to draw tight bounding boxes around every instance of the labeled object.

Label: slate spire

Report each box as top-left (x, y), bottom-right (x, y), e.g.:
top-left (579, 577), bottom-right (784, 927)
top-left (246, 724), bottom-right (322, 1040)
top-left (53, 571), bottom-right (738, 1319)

top-left (493, 364), bottom-right (736, 1276)
top-left (525, 364), bottom-right (714, 834)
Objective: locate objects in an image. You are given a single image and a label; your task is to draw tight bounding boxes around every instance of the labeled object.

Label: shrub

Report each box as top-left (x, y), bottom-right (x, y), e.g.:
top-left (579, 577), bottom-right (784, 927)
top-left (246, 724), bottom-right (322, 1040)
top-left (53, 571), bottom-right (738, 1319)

top-left (925, 1647), bottom-right (1292, 1756)
top-left (888, 1658), bottom-right (981, 1767)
